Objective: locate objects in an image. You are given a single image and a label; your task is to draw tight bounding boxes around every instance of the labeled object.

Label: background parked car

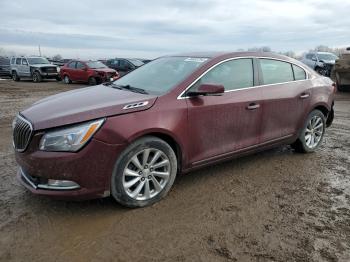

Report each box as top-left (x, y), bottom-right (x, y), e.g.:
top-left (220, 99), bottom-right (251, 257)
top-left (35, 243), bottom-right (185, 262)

top-left (301, 52), bottom-right (338, 77)
top-left (10, 56), bottom-right (61, 82)
top-left (141, 59), bottom-right (152, 64)
top-left (0, 56), bottom-right (11, 77)
top-left (331, 47), bottom-right (350, 91)
top-left (106, 58), bottom-right (144, 76)
top-left (60, 60), bottom-right (119, 85)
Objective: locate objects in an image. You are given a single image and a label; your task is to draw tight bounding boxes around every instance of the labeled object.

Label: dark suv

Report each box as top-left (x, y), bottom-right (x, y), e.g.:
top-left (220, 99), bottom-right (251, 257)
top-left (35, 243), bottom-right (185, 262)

top-left (10, 56), bottom-right (60, 82)
top-left (106, 58), bottom-right (144, 76)
top-left (0, 57), bottom-right (11, 77)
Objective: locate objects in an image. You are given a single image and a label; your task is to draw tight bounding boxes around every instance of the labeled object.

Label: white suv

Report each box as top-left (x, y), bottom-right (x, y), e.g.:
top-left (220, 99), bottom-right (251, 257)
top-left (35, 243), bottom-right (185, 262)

top-left (10, 56), bottom-right (60, 82)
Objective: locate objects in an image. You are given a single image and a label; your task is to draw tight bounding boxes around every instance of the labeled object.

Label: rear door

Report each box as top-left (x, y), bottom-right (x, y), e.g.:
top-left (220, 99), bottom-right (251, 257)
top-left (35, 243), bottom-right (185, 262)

top-left (258, 58), bottom-right (310, 143)
top-left (15, 58), bottom-right (22, 76)
top-left (186, 58), bottom-right (263, 165)
top-left (75, 61), bottom-right (88, 81)
top-left (66, 61), bottom-right (77, 80)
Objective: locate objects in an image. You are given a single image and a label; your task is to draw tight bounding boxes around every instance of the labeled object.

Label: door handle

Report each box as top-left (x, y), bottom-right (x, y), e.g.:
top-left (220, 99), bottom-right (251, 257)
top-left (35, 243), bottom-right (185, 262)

top-left (246, 103), bottom-right (260, 110)
top-left (300, 93), bottom-right (310, 99)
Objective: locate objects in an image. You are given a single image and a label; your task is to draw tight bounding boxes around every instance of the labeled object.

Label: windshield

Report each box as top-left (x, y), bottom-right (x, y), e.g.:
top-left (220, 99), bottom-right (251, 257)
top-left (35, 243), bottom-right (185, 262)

top-left (27, 57), bottom-right (50, 64)
top-left (113, 56), bottom-right (209, 95)
top-left (86, 61), bottom-right (106, 69)
top-left (128, 59), bottom-right (144, 67)
top-left (318, 53), bottom-right (338, 61)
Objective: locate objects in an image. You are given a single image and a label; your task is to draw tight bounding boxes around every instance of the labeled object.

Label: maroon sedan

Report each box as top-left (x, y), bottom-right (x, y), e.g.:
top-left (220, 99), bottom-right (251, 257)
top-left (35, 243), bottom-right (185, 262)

top-left (60, 60), bottom-right (119, 85)
top-left (13, 52), bottom-right (335, 207)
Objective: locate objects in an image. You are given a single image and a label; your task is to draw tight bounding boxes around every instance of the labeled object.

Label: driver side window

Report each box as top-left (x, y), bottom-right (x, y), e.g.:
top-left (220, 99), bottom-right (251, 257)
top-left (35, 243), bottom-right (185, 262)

top-left (189, 58), bottom-right (254, 92)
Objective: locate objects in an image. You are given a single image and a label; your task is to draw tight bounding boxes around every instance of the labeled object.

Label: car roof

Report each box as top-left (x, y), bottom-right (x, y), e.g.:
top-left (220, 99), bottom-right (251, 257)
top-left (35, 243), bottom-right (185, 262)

top-left (165, 51), bottom-right (294, 62)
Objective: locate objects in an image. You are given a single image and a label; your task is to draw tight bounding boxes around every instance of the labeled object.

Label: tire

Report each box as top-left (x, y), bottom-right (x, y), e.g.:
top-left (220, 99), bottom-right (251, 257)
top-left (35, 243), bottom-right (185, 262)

top-left (63, 75), bottom-right (71, 84)
top-left (111, 136), bottom-right (177, 208)
top-left (32, 71), bottom-right (42, 82)
top-left (88, 77), bottom-right (97, 85)
top-left (291, 110), bottom-right (326, 153)
top-left (12, 71), bottom-right (20, 81)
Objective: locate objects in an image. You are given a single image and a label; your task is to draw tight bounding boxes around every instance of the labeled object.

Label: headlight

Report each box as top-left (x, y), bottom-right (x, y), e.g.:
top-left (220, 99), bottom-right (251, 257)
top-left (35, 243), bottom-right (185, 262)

top-left (57, 66), bottom-right (61, 73)
top-left (39, 119), bottom-right (104, 152)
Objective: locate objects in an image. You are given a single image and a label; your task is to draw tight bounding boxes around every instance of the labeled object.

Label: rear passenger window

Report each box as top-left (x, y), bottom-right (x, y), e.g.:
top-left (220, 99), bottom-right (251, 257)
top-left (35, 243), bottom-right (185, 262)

top-left (292, 65), bottom-right (306, 80)
top-left (195, 58), bottom-right (254, 91)
top-left (260, 59), bottom-right (294, 85)
top-left (16, 58), bottom-right (21, 65)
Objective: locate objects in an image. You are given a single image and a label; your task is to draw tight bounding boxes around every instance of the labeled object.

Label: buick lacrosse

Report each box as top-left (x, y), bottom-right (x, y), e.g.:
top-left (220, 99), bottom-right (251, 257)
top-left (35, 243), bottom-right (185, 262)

top-left (14, 52), bottom-right (335, 207)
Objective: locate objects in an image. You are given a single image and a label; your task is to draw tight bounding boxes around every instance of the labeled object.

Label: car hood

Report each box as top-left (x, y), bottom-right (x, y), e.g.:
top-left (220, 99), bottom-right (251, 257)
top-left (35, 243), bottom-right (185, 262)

top-left (320, 60), bottom-right (335, 65)
top-left (30, 64), bottom-right (57, 68)
top-left (21, 85), bottom-right (157, 130)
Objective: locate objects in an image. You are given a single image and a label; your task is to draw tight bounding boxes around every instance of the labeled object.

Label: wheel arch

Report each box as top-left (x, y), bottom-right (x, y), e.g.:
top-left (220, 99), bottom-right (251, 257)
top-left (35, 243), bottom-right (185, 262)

top-left (312, 103), bottom-right (330, 118)
top-left (128, 130), bottom-right (184, 173)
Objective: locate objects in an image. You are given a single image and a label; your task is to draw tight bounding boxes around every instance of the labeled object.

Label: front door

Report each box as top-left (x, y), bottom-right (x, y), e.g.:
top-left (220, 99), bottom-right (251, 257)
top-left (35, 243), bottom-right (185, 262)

top-left (21, 58), bottom-right (31, 77)
top-left (185, 58), bottom-right (263, 165)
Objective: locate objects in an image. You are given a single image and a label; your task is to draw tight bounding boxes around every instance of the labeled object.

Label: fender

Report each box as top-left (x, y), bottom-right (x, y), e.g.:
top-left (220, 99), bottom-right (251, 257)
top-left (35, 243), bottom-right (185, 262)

top-left (127, 128), bottom-right (187, 171)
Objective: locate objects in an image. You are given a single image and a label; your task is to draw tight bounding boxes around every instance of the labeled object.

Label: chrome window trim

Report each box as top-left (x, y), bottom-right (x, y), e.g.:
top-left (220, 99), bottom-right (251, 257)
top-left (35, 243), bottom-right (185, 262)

top-left (177, 56), bottom-right (310, 100)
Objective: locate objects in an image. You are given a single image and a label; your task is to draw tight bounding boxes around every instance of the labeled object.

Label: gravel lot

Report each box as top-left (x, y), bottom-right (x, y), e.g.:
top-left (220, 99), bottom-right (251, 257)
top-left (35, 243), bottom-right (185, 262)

top-left (0, 79), bottom-right (349, 262)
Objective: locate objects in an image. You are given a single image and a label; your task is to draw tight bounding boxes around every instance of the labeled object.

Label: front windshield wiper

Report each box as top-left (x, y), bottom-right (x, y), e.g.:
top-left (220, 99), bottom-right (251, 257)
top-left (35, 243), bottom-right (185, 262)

top-left (107, 83), bottom-right (148, 94)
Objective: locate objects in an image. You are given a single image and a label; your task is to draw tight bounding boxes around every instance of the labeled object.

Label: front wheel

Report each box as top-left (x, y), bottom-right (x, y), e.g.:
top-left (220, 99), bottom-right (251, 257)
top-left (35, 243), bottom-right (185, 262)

top-left (88, 76), bottom-right (97, 85)
top-left (32, 71), bottom-right (42, 82)
top-left (111, 136), bottom-right (177, 208)
top-left (291, 110), bottom-right (326, 153)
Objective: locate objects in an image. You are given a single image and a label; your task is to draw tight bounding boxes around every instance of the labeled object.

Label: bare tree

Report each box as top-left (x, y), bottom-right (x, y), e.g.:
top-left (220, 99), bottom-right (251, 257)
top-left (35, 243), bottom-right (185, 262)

top-left (52, 54), bottom-right (62, 61)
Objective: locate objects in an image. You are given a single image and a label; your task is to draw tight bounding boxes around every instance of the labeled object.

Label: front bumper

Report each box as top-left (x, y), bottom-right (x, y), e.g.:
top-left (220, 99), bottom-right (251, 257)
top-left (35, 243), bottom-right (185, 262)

top-left (40, 72), bottom-right (59, 79)
top-left (15, 135), bottom-right (126, 200)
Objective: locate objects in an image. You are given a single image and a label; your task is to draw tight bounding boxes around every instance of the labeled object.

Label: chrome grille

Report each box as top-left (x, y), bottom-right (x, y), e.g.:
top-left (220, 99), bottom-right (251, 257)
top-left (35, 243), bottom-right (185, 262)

top-left (13, 115), bottom-right (33, 152)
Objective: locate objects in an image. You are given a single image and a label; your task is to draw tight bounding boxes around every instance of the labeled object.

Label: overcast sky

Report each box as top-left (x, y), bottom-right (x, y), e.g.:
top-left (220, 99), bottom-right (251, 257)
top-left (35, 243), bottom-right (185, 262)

top-left (0, 0), bottom-right (349, 59)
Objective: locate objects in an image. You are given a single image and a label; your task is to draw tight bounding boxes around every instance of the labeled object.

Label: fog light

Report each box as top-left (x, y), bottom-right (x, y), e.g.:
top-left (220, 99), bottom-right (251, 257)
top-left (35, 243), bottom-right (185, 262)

top-left (48, 179), bottom-right (78, 187)
top-left (37, 179), bottom-right (80, 190)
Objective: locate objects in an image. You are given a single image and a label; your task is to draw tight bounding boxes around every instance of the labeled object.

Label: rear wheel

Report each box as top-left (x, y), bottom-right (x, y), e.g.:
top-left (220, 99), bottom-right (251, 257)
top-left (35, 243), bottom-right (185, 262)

top-left (111, 136), bottom-right (177, 208)
top-left (88, 77), bottom-right (97, 85)
top-left (12, 71), bottom-right (19, 81)
top-left (291, 110), bottom-right (326, 153)
top-left (63, 75), bottom-right (71, 84)
top-left (32, 71), bottom-right (42, 82)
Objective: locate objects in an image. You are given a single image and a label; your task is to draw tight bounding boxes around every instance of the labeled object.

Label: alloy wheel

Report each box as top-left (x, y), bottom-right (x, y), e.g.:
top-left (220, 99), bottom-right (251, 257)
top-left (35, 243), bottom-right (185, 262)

top-left (122, 148), bottom-right (171, 201)
top-left (305, 115), bottom-right (324, 149)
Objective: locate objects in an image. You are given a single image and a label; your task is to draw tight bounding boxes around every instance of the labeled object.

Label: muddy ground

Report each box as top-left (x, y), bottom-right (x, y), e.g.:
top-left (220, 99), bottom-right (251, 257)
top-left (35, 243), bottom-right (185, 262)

top-left (0, 79), bottom-right (349, 262)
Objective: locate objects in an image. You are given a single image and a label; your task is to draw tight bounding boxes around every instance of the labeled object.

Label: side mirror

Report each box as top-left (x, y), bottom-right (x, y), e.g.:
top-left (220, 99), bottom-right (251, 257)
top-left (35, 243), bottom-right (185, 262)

top-left (187, 83), bottom-right (225, 97)
top-left (83, 67), bottom-right (88, 71)
top-left (311, 57), bottom-right (317, 61)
